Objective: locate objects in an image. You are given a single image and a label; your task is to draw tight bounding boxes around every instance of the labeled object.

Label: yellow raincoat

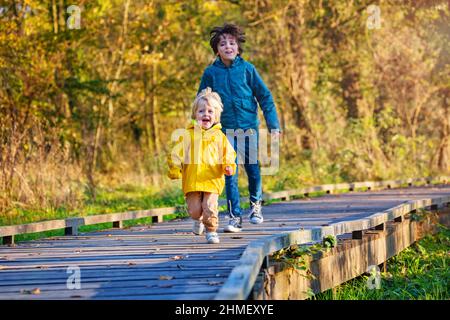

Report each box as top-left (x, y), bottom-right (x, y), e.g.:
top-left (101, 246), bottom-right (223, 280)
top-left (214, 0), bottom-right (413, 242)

top-left (167, 122), bottom-right (237, 195)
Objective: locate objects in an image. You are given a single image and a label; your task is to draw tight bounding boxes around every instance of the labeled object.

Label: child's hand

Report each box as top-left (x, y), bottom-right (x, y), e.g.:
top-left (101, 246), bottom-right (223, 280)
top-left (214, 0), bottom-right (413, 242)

top-left (224, 166), bottom-right (234, 176)
top-left (271, 130), bottom-right (281, 140)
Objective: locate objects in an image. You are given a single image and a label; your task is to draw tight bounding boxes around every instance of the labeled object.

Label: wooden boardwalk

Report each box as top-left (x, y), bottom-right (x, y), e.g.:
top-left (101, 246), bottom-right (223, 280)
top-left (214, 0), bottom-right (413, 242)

top-left (0, 185), bottom-right (448, 300)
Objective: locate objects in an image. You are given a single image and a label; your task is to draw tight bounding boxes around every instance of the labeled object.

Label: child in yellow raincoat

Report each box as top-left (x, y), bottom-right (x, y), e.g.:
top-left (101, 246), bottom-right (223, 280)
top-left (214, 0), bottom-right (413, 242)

top-left (167, 87), bottom-right (236, 244)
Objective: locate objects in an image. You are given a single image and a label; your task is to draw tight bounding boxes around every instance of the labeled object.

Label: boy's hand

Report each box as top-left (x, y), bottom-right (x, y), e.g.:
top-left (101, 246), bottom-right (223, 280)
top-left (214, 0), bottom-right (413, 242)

top-left (224, 166), bottom-right (234, 176)
top-left (271, 129), bottom-right (281, 140)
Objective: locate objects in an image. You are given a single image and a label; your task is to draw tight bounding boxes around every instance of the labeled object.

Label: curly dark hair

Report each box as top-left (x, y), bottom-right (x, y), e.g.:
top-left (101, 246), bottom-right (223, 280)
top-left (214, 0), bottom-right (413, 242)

top-left (209, 23), bottom-right (246, 55)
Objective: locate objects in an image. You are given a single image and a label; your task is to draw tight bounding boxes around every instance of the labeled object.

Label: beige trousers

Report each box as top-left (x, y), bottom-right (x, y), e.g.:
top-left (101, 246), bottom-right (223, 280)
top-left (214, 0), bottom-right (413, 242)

top-left (185, 192), bottom-right (219, 232)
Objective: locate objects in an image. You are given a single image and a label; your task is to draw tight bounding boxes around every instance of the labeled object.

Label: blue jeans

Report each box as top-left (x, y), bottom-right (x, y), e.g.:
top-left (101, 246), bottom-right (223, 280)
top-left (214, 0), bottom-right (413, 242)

top-left (224, 128), bottom-right (262, 217)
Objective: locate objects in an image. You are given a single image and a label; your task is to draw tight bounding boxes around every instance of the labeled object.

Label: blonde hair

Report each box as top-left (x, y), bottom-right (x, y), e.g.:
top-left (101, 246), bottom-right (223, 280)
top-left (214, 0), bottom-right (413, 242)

top-left (191, 87), bottom-right (223, 123)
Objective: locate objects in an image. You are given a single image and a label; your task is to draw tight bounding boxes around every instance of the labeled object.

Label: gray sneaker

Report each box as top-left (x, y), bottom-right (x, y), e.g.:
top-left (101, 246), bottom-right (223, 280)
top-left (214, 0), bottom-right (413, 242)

top-left (249, 201), bottom-right (263, 224)
top-left (223, 215), bottom-right (242, 233)
top-left (206, 232), bottom-right (220, 244)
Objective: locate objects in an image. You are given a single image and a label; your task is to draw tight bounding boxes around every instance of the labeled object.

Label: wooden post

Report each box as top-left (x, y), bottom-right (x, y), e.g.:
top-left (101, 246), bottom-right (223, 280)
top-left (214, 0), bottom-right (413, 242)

top-left (64, 226), bottom-right (78, 236)
top-left (352, 230), bottom-right (363, 239)
top-left (2, 235), bottom-right (14, 245)
top-left (113, 221), bottom-right (123, 228)
top-left (379, 261), bottom-right (387, 273)
top-left (261, 256), bottom-right (269, 269)
top-left (152, 215), bottom-right (163, 223)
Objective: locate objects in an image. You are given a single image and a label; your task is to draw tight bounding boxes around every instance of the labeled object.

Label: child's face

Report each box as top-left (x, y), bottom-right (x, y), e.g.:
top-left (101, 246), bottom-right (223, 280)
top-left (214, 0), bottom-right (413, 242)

top-left (217, 34), bottom-right (239, 65)
top-left (195, 103), bottom-right (216, 129)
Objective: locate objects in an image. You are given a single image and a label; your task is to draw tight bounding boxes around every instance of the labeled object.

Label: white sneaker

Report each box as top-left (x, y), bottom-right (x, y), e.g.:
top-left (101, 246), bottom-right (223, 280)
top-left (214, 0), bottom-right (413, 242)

top-left (206, 232), bottom-right (220, 244)
top-left (223, 216), bottom-right (242, 233)
top-left (249, 201), bottom-right (263, 224)
top-left (192, 220), bottom-right (205, 235)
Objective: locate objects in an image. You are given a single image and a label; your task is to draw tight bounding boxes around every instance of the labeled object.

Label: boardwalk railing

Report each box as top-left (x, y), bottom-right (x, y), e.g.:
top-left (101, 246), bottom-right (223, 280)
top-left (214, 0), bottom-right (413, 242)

top-left (214, 187), bottom-right (450, 299)
top-left (1, 176), bottom-right (448, 247)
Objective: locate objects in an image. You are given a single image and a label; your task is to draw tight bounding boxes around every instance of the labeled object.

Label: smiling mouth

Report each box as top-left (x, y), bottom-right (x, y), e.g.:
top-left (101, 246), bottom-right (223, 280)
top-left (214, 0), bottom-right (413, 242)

top-left (201, 117), bottom-right (211, 124)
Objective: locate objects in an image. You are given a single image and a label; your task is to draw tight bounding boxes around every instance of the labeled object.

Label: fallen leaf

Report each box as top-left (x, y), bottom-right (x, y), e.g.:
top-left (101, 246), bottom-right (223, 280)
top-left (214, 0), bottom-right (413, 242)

top-left (231, 236), bottom-right (243, 239)
top-left (176, 264), bottom-right (185, 270)
top-left (169, 255), bottom-right (185, 260)
top-left (159, 275), bottom-right (173, 280)
top-left (128, 262), bottom-right (136, 266)
top-left (20, 288), bottom-right (40, 295)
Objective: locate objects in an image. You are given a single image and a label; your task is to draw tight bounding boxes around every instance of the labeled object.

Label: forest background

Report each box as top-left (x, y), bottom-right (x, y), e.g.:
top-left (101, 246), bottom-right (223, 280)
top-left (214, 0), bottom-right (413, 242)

top-left (0, 0), bottom-right (448, 224)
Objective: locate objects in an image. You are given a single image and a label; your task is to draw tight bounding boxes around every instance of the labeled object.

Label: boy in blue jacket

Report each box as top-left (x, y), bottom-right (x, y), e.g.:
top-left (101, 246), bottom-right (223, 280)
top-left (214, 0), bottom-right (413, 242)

top-left (198, 23), bottom-right (281, 232)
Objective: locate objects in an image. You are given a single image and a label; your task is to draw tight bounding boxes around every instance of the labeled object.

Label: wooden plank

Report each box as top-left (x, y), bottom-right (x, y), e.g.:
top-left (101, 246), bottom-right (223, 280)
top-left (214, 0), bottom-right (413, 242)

top-left (0, 219), bottom-right (74, 237)
top-left (0, 275), bottom-right (230, 292)
top-left (0, 284), bottom-right (221, 300)
top-left (0, 291), bottom-right (216, 300)
top-left (0, 269), bottom-right (232, 284)
top-left (0, 259), bottom-right (240, 270)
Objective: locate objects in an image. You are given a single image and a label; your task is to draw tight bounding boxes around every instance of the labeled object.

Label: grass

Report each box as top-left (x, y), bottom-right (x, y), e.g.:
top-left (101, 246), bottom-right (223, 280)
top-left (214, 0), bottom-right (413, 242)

top-left (310, 226), bottom-right (450, 300)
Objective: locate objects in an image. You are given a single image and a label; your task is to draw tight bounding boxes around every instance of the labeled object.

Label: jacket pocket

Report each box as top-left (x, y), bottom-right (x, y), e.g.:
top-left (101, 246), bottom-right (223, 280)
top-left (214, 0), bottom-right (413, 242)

top-left (240, 99), bottom-right (257, 113)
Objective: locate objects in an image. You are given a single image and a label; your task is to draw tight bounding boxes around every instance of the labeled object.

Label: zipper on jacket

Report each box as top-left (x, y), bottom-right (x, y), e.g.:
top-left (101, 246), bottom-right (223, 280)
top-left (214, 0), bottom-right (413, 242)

top-left (227, 66), bottom-right (238, 128)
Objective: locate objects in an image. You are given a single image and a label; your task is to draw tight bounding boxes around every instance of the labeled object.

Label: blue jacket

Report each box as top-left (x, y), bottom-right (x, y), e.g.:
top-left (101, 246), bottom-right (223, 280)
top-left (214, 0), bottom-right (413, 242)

top-left (198, 56), bottom-right (280, 131)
